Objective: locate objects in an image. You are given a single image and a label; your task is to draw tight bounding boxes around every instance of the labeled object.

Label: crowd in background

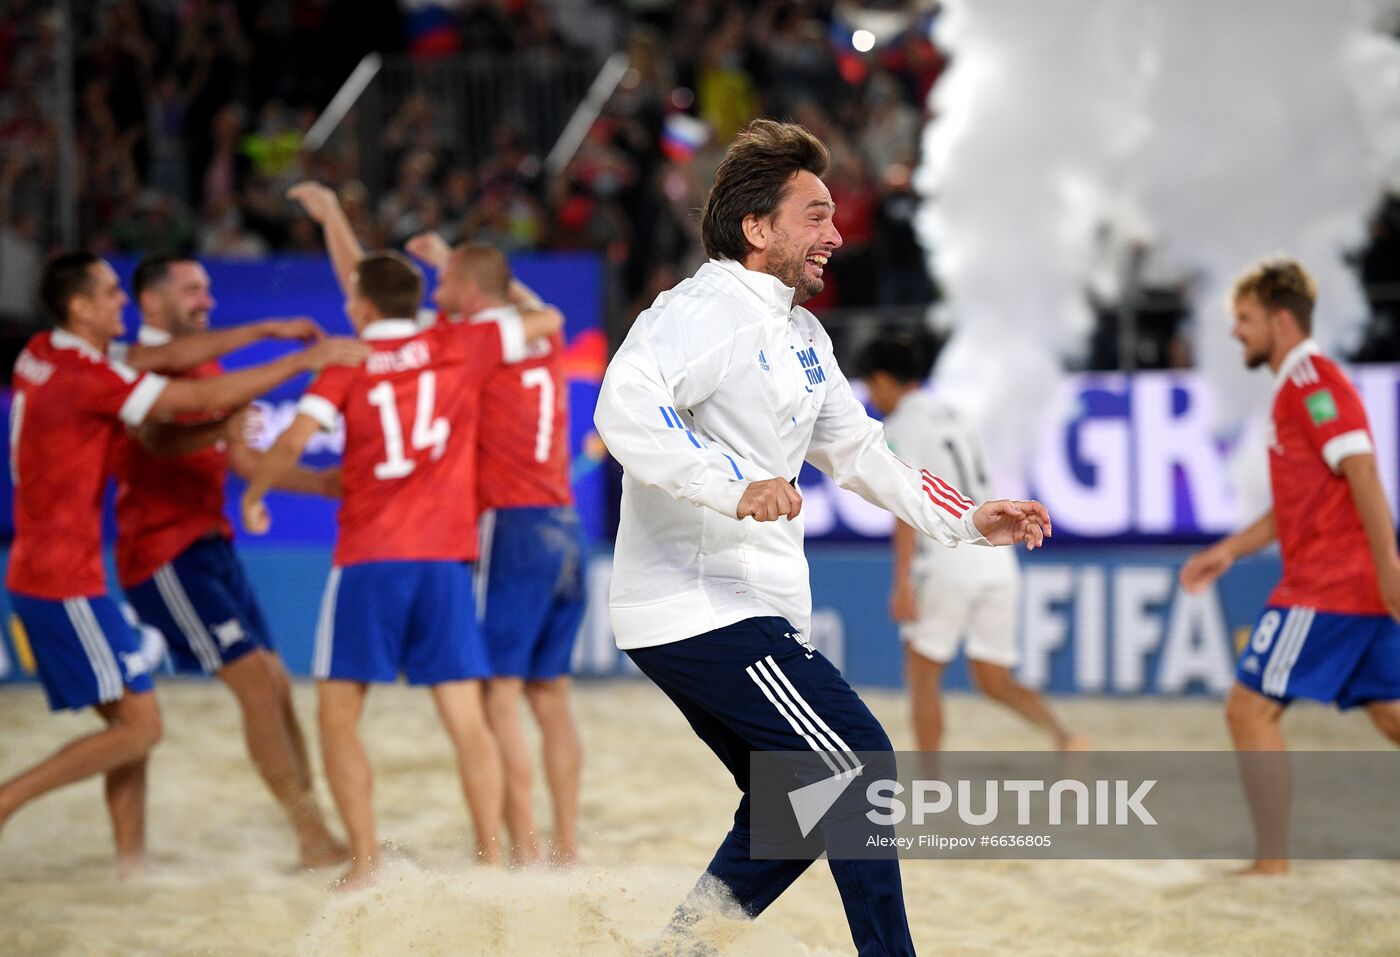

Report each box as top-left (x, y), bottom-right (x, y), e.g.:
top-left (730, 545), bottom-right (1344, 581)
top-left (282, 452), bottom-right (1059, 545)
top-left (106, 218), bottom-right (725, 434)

top-left (1, 0), bottom-right (1397, 364)
top-left (0, 0), bottom-right (940, 333)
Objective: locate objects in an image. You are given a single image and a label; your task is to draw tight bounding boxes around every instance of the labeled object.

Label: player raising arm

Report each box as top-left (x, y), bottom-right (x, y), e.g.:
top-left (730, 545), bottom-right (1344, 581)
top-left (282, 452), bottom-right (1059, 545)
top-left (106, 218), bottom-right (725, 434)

top-left (402, 228), bottom-right (586, 867)
top-left (291, 180), bottom-right (585, 867)
top-left (242, 245), bottom-right (560, 889)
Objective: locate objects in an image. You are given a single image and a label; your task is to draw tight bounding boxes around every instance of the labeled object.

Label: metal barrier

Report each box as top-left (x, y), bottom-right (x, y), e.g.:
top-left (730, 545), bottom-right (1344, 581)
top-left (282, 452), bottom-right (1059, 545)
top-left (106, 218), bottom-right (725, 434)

top-left (355, 53), bottom-right (602, 195)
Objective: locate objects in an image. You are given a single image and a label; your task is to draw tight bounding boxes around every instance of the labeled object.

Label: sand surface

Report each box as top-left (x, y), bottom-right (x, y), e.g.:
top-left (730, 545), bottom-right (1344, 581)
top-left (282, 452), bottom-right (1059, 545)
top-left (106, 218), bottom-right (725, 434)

top-left (1, 679), bottom-right (1396, 956)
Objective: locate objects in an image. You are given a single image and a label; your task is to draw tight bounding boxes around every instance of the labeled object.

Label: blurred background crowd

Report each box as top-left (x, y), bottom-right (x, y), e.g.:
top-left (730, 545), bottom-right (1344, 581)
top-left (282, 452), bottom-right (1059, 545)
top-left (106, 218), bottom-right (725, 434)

top-left (2, 0), bottom-right (1398, 367)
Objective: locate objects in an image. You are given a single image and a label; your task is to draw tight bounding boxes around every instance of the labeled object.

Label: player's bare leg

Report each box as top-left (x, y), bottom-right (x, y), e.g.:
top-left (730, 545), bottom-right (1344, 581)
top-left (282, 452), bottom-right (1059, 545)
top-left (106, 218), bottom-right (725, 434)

top-left (1364, 699), bottom-right (1400, 746)
top-left (969, 659), bottom-right (1086, 750)
top-left (103, 754), bottom-right (149, 879)
top-left (0, 690), bottom-right (161, 875)
top-left (220, 653), bottom-right (346, 868)
top-left (261, 650), bottom-right (347, 866)
top-left (318, 680), bottom-right (379, 889)
top-left (97, 695), bottom-right (160, 879)
top-left (1225, 682), bottom-right (1291, 875)
top-left (262, 651), bottom-right (315, 791)
top-left (904, 647), bottom-right (947, 753)
top-left (526, 677), bottom-right (582, 866)
top-left (431, 679), bottom-right (505, 865)
top-left (485, 676), bottom-right (541, 866)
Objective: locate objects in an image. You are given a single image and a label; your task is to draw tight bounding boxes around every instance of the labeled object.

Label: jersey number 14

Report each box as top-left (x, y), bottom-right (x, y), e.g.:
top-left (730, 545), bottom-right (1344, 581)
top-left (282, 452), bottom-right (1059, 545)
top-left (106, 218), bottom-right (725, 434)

top-left (368, 372), bottom-right (450, 479)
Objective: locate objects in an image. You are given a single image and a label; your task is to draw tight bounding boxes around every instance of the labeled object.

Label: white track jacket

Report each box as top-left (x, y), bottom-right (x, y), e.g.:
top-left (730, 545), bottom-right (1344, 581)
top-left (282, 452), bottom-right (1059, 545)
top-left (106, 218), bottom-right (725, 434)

top-left (595, 258), bottom-right (989, 650)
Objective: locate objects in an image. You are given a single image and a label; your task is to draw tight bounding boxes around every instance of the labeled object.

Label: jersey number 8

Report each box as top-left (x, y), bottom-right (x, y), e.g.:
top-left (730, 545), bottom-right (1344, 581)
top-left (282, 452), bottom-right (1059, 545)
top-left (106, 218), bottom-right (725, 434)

top-left (1251, 610), bottom-right (1282, 655)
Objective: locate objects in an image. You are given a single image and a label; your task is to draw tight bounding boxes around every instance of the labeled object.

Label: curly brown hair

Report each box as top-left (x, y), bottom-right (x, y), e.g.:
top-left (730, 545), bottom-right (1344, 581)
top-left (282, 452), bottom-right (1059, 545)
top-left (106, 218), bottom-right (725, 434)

top-left (1232, 257), bottom-right (1316, 334)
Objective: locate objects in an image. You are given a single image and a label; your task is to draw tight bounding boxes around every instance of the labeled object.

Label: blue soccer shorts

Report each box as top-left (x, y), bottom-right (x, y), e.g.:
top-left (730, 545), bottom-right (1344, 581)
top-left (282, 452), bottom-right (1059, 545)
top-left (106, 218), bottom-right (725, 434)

top-left (1236, 605), bottom-right (1400, 709)
top-left (124, 536), bottom-right (272, 675)
top-left (477, 506), bottom-right (585, 681)
top-left (7, 592), bottom-right (156, 711)
top-left (312, 560), bottom-right (489, 685)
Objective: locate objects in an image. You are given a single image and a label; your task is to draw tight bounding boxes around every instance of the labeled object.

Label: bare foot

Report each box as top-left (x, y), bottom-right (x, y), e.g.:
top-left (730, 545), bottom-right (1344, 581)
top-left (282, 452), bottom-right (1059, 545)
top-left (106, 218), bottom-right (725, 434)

top-left (1230, 859), bottom-right (1290, 877)
top-left (475, 840), bottom-right (504, 867)
top-left (549, 838), bottom-right (578, 868)
top-left (510, 842), bottom-right (542, 869)
top-left (117, 853), bottom-right (147, 881)
top-left (299, 832), bottom-right (351, 870)
top-left (332, 856), bottom-right (380, 892)
top-left (1059, 733), bottom-right (1090, 752)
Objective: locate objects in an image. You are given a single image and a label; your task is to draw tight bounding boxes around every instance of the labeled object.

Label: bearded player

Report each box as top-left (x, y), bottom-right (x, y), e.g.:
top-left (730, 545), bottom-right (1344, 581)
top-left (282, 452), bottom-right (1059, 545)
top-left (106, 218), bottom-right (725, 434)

top-left (1181, 257), bottom-right (1400, 875)
top-left (115, 254), bottom-right (346, 868)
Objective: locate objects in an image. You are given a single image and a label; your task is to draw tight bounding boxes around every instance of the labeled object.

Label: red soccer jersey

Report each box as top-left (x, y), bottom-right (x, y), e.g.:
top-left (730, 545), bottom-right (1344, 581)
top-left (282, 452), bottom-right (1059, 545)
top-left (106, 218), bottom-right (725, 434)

top-left (1267, 342), bottom-right (1386, 615)
top-left (7, 330), bottom-right (169, 599)
top-left (472, 307), bottom-right (572, 510)
top-left (113, 351), bottom-right (231, 588)
top-left (298, 317), bottom-right (514, 566)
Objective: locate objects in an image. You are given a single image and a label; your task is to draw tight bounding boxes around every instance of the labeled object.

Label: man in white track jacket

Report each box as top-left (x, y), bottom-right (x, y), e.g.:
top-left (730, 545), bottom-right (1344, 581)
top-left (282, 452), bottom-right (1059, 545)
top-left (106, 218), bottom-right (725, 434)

top-left (594, 119), bottom-right (1052, 957)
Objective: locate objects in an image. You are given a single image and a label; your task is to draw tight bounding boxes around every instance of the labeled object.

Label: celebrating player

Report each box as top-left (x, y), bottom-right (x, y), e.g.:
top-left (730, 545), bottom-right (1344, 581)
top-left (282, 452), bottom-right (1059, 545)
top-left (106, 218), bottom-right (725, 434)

top-left (288, 178), bottom-right (585, 868)
top-left (241, 245), bottom-right (563, 888)
top-left (594, 120), bottom-right (1051, 955)
top-left (113, 254), bottom-right (346, 868)
top-left (0, 252), bottom-right (367, 876)
top-left (403, 229), bottom-right (584, 868)
top-left (1181, 257), bottom-right (1400, 875)
top-left (858, 332), bottom-right (1082, 753)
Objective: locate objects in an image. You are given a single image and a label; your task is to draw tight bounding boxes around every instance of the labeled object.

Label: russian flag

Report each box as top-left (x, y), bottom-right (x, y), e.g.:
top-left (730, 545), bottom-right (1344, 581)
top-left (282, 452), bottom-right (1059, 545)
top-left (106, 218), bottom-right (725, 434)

top-left (404, 2), bottom-right (461, 58)
top-left (826, 19), bottom-right (867, 86)
top-left (660, 113), bottom-right (710, 163)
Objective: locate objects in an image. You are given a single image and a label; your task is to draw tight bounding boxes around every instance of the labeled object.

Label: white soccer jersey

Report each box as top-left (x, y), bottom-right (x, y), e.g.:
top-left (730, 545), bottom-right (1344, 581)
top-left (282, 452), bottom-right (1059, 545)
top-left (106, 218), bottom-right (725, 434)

top-left (883, 390), bottom-right (1017, 583)
top-left (595, 258), bottom-right (990, 650)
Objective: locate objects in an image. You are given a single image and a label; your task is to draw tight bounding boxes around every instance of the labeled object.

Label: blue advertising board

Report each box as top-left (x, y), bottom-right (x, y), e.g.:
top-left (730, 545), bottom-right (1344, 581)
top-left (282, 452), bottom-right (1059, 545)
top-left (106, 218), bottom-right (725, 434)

top-left (0, 252), bottom-right (609, 544)
top-left (783, 365), bottom-right (1400, 542)
top-left (572, 544), bottom-right (1278, 694)
top-left (0, 543), bottom-right (1277, 694)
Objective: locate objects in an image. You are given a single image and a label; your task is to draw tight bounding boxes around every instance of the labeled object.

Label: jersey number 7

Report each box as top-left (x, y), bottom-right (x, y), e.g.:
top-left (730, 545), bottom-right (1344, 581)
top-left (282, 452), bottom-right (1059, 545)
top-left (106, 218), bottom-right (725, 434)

top-left (368, 371), bottom-right (450, 480)
top-left (521, 367), bottom-right (555, 464)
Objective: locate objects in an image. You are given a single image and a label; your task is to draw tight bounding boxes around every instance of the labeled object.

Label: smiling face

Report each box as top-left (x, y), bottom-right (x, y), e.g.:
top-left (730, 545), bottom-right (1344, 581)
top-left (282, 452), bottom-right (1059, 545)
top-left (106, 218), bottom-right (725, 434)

top-left (144, 260), bottom-right (215, 336)
top-left (741, 170), bottom-right (842, 304)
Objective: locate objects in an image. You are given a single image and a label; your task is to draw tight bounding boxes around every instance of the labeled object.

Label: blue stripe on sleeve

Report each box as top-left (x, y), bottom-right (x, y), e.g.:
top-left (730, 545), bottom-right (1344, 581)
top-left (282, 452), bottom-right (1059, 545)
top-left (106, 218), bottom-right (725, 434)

top-left (659, 405), bottom-right (676, 428)
top-left (721, 453), bottom-right (743, 479)
top-left (685, 431), bottom-right (702, 449)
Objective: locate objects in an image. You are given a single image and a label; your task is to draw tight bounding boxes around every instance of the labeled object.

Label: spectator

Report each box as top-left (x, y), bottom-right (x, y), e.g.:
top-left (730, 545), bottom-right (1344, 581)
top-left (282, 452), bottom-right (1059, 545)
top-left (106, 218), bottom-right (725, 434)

top-left (860, 71), bottom-right (920, 182)
top-left (198, 194), bottom-right (268, 258)
top-left (0, 157), bottom-right (42, 330)
top-left (694, 9), bottom-right (757, 144)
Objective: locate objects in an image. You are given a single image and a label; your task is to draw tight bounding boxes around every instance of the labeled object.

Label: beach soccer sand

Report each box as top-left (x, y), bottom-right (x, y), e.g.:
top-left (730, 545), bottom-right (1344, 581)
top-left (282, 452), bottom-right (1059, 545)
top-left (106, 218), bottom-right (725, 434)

top-left (1, 679), bottom-right (1396, 956)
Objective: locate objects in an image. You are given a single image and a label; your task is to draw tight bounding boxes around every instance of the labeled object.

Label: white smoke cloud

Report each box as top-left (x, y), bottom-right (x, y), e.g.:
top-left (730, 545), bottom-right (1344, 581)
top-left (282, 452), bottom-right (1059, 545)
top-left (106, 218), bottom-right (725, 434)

top-left (916, 0), bottom-right (1400, 503)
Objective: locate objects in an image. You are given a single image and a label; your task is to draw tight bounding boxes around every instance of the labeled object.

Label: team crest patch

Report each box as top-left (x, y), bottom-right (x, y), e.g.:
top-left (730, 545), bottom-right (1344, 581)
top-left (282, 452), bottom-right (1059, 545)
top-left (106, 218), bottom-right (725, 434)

top-left (1305, 389), bottom-right (1338, 426)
